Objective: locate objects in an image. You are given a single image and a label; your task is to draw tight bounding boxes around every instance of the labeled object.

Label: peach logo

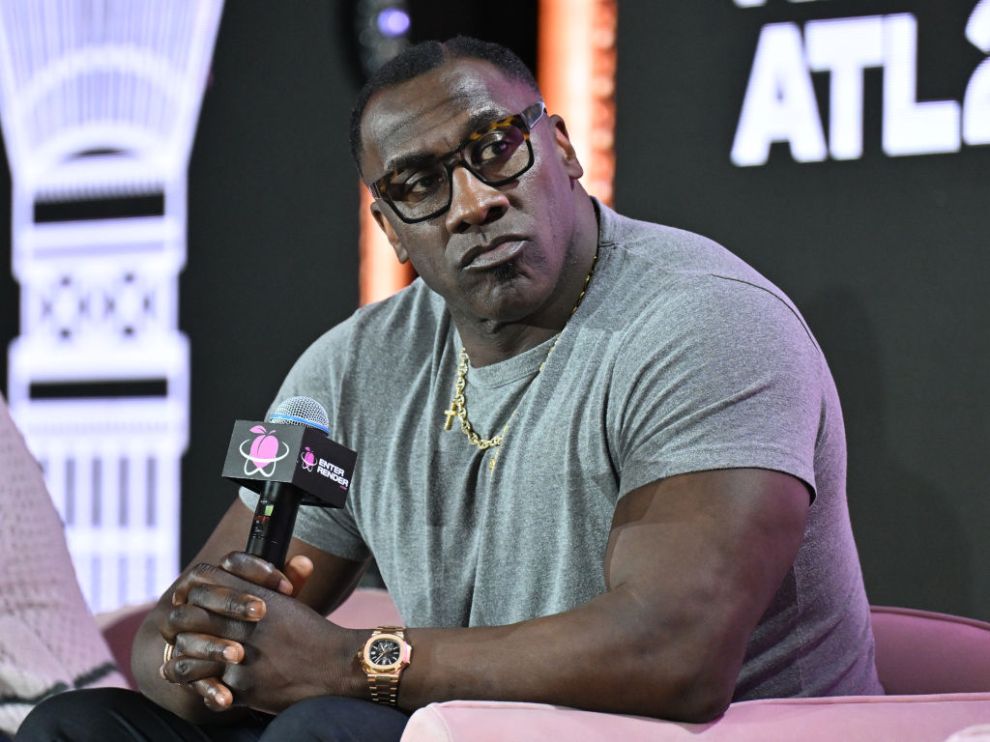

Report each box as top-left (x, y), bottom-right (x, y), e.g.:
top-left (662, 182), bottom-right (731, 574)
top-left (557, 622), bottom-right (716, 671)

top-left (239, 425), bottom-right (290, 477)
top-left (300, 446), bottom-right (317, 472)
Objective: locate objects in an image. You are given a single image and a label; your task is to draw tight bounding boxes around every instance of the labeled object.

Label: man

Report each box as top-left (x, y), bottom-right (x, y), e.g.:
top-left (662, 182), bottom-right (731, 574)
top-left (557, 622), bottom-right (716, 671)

top-left (17, 36), bottom-right (882, 741)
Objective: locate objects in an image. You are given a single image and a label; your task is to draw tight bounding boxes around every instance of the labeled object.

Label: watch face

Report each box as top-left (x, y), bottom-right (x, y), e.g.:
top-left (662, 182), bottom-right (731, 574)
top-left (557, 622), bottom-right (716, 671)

top-left (369, 638), bottom-right (401, 668)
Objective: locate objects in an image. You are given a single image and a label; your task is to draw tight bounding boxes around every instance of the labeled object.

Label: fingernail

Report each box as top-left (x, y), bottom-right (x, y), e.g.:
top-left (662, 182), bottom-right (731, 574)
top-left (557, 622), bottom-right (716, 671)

top-left (245, 599), bottom-right (265, 618)
top-left (171, 592), bottom-right (181, 606)
top-left (223, 646), bottom-right (239, 662)
top-left (278, 578), bottom-right (293, 595)
top-left (209, 687), bottom-right (228, 707)
top-left (159, 664), bottom-right (166, 680)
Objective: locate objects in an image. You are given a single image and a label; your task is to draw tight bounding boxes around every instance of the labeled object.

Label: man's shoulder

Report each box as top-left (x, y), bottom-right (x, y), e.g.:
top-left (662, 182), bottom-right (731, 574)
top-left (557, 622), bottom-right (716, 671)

top-left (313, 278), bottom-right (444, 350)
top-left (283, 279), bottom-right (443, 387)
top-left (598, 204), bottom-right (792, 307)
top-left (600, 203), bottom-right (767, 286)
top-left (593, 204), bottom-right (819, 354)
top-left (353, 277), bottom-right (443, 327)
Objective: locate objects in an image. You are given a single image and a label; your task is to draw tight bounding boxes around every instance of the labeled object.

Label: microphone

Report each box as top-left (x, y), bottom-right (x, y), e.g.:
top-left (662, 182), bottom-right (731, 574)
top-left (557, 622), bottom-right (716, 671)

top-left (243, 396), bottom-right (329, 569)
top-left (221, 396), bottom-right (357, 568)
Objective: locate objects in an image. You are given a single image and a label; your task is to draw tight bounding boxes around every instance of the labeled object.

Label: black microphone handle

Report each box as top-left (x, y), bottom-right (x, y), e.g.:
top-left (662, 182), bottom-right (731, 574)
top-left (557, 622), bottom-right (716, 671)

top-left (245, 480), bottom-right (304, 570)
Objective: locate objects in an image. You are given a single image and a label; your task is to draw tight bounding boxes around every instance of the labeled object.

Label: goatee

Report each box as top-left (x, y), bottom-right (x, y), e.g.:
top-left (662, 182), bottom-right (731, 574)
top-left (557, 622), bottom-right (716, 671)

top-left (491, 260), bottom-right (520, 283)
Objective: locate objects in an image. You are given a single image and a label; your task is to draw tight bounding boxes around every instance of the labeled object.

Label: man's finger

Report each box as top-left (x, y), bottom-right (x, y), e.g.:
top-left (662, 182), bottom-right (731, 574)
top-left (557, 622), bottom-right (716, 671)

top-left (175, 632), bottom-right (244, 664)
top-left (171, 562), bottom-right (251, 606)
top-left (184, 584), bottom-right (267, 621)
top-left (284, 554), bottom-right (315, 596)
top-left (161, 602), bottom-right (213, 643)
top-left (220, 551), bottom-right (294, 595)
top-left (161, 654), bottom-right (225, 686)
top-left (165, 603), bottom-right (255, 644)
top-left (191, 677), bottom-right (235, 712)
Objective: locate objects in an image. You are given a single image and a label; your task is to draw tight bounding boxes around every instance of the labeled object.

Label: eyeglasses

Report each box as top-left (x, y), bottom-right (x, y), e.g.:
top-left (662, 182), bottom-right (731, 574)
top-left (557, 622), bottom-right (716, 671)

top-left (370, 101), bottom-right (547, 224)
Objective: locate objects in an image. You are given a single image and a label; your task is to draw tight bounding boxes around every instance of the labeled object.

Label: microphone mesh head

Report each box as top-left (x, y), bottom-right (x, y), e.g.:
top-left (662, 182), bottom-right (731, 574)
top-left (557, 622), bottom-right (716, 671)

top-left (267, 395), bottom-right (330, 434)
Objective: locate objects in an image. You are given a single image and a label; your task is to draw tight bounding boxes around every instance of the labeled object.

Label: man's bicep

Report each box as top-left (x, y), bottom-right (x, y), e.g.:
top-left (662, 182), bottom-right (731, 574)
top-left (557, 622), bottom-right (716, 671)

top-left (604, 469), bottom-right (810, 681)
top-left (185, 498), bottom-right (368, 615)
top-left (612, 283), bottom-right (823, 502)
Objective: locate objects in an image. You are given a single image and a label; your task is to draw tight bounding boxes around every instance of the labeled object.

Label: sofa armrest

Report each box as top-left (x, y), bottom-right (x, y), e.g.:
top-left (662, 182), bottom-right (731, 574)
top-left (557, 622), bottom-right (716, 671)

top-left (327, 587), bottom-right (402, 628)
top-left (96, 603), bottom-right (155, 689)
top-left (871, 606), bottom-right (990, 694)
top-left (402, 694), bottom-right (990, 742)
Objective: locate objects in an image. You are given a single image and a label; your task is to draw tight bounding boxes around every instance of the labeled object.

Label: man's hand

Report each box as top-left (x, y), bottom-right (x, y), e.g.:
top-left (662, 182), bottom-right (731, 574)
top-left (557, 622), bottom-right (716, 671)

top-left (131, 500), bottom-right (368, 725)
top-left (160, 552), bottom-right (361, 714)
top-left (159, 553), bottom-right (311, 710)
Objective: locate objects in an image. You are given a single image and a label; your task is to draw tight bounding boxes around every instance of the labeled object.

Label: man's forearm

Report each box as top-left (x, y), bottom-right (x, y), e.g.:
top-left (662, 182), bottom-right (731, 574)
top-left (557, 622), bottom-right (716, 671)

top-left (391, 470), bottom-right (809, 721)
top-left (395, 585), bottom-right (740, 723)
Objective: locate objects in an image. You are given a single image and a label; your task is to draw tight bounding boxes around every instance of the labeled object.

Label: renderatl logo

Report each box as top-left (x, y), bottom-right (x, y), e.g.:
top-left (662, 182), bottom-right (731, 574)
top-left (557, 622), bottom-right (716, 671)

top-left (239, 425), bottom-right (290, 477)
top-left (300, 446), bottom-right (317, 472)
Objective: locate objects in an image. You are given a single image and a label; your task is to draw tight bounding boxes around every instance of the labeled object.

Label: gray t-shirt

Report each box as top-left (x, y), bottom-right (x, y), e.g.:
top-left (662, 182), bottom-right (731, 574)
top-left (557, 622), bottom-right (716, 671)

top-left (242, 202), bottom-right (882, 700)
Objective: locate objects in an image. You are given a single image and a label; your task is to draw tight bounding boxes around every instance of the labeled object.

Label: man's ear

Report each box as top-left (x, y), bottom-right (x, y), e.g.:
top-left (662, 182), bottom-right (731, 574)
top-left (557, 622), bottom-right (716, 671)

top-left (550, 114), bottom-right (585, 181)
top-left (371, 202), bottom-right (409, 263)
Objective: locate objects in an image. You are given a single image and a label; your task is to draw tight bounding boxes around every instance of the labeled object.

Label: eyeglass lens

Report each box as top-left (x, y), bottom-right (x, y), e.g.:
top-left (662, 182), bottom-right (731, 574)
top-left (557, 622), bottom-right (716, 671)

top-left (382, 121), bottom-right (531, 221)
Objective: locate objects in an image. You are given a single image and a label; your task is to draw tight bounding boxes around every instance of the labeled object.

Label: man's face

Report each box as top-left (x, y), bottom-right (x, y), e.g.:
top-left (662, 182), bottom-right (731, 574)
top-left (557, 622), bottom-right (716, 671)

top-left (359, 59), bottom-right (584, 326)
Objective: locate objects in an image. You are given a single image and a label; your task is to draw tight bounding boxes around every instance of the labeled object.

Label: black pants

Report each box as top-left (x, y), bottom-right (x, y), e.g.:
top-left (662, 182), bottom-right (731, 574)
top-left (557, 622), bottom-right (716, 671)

top-left (14, 688), bottom-right (408, 741)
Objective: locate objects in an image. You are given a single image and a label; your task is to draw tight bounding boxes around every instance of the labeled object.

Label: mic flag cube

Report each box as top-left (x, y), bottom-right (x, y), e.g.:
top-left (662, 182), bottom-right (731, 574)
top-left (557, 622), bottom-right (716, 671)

top-left (221, 420), bottom-right (357, 508)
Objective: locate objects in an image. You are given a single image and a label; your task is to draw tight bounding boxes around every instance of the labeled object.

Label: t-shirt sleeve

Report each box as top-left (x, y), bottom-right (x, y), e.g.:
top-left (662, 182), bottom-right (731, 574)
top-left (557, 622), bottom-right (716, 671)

top-left (238, 322), bottom-right (371, 562)
top-left (612, 276), bottom-right (824, 501)
top-left (238, 487), bottom-right (369, 561)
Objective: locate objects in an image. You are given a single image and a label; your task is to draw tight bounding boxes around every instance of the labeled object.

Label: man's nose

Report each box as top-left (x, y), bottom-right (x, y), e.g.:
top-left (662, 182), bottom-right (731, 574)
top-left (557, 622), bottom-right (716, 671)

top-left (444, 165), bottom-right (509, 233)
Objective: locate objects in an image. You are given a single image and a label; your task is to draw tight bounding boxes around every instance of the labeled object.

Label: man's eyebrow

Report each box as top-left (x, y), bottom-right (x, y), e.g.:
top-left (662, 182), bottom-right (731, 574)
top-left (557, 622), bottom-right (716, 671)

top-left (384, 151), bottom-right (438, 175)
top-left (465, 106), bottom-right (505, 134)
top-left (382, 106), bottom-right (508, 174)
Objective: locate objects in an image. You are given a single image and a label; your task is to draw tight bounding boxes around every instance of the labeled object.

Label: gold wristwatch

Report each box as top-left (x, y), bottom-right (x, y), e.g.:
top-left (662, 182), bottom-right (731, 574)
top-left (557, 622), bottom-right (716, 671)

top-left (358, 626), bottom-right (412, 706)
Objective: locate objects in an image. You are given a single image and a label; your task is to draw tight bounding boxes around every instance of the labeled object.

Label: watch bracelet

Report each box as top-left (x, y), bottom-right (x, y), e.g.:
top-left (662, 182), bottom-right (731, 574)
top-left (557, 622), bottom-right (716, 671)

top-left (367, 673), bottom-right (400, 706)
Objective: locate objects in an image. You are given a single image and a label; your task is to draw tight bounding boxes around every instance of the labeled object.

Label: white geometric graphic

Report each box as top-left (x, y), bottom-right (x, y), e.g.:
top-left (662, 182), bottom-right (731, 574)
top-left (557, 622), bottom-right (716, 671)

top-left (0, 0), bottom-right (223, 612)
top-left (965, 0), bottom-right (990, 145)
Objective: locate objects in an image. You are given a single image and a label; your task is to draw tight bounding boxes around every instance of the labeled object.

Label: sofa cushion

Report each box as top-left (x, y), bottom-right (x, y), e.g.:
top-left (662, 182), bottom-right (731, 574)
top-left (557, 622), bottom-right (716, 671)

top-left (403, 695), bottom-right (990, 742)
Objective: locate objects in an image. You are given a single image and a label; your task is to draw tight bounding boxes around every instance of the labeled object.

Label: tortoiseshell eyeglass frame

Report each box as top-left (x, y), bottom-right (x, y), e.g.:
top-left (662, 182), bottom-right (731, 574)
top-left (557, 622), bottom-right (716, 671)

top-left (370, 101), bottom-right (547, 224)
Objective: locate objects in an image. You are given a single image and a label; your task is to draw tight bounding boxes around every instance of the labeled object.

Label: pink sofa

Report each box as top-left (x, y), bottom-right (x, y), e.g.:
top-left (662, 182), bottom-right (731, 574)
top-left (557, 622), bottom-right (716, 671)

top-left (99, 593), bottom-right (990, 741)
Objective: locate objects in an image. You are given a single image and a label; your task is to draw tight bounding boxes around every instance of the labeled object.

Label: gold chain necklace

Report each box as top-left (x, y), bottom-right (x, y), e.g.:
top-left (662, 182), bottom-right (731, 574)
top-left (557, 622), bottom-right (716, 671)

top-left (442, 247), bottom-right (599, 473)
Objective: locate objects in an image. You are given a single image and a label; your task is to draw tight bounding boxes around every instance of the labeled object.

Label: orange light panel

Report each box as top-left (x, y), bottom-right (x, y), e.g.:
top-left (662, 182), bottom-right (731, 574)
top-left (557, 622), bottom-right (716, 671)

top-left (538, 0), bottom-right (617, 205)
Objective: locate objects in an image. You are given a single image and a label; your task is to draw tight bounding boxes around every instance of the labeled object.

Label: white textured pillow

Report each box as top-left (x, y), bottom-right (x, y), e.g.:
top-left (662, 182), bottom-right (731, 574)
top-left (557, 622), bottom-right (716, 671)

top-left (0, 395), bottom-right (127, 734)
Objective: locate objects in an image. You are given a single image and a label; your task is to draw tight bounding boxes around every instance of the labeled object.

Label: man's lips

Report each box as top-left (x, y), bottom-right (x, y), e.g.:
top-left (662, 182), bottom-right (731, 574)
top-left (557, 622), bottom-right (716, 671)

top-left (460, 236), bottom-right (528, 271)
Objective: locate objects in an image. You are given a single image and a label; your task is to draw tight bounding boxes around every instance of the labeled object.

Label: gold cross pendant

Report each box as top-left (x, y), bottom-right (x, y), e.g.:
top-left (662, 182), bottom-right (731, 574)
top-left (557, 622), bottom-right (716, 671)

top-left (443, 405), bottom-right (457, 431)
